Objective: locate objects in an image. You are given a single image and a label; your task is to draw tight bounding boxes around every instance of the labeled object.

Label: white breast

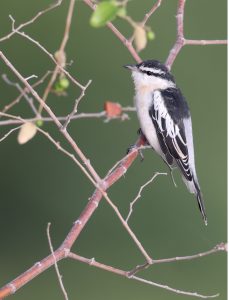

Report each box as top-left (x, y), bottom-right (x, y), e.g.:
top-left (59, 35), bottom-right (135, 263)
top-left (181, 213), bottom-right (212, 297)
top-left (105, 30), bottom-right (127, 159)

top-left (135, 89), bottom-right (163, 156)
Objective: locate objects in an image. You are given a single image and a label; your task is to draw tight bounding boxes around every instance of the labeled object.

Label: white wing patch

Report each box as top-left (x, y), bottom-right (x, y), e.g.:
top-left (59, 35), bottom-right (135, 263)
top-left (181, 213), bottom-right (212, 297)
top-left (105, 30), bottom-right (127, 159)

top-left (151, 91), bottom-right (192, 180)
top-left (153, 91), bottom-right (181, 139)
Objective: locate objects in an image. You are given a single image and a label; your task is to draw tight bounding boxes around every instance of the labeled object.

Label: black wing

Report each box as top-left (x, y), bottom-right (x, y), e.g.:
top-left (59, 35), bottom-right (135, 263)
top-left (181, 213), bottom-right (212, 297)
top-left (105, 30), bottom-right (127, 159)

top-left (149, 89), bottom-right (192, 181)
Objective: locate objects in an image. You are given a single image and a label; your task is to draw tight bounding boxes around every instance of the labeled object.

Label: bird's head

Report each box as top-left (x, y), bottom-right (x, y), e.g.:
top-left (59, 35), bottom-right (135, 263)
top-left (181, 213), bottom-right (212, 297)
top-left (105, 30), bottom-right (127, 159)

top-left (124, 60), bottom-right (175, 91)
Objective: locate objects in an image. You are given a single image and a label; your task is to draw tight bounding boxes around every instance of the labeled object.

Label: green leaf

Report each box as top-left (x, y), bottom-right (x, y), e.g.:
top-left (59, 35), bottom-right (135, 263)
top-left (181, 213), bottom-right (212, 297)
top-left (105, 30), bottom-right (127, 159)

top-left (90, 1), bottom-right (119, 28)
top-left (117, 6), bottom-right (127, 17)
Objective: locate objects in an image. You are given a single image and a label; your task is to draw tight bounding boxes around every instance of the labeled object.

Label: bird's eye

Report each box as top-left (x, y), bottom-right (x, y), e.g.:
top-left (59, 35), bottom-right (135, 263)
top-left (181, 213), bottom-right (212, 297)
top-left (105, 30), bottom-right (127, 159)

top-left (146, 71), bottom-right (153, 76)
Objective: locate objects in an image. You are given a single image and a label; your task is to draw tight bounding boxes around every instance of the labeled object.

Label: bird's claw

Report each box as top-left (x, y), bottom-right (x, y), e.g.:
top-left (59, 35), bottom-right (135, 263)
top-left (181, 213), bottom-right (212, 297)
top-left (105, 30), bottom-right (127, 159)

top-left (126, 144), bottom-right (144, 162)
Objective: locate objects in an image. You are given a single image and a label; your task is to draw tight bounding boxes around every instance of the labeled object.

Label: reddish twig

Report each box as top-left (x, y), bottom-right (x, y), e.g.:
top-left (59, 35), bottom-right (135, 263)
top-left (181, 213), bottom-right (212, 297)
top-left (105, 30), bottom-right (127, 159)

top-left (165, 0), bottom-right (186, 69)
top-left (165, 0), bottom-right (227, 69)
top-left (141, 0), bottom-right (162, 26)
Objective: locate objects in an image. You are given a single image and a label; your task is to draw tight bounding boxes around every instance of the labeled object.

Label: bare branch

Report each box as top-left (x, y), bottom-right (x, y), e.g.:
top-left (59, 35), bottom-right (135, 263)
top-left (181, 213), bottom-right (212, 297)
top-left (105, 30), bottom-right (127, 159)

top-left (2, 74), bottom-right (40, 117)
top-left (126, 172), bottom-right (167, 222)
top-left (0, 106), bottom-right (135, 126)
top-left (128, 243), bottom-right (227, 276)
top-left (153, 242), bottom-right (228, 264)
top-left (131, 276), bottom-right (219, 299)
top-left (0, 126), bottom-right (22, 143)
top-left (62, 79), bottom-right (92, 130)
top-left (47, 223), bottom-right (69, 300)
top-left (165, 0), bottom-right (227, 69)
top-left (0, 0), bottom-right (63, 43)
top-left (0, 71), bottom-right (51, 116)
top-left (68, 251), bottom-right (221, 299)
top-left (185, 39), bottom-right (227, 45)
top-left (141, 0), bottom-right (162, 26)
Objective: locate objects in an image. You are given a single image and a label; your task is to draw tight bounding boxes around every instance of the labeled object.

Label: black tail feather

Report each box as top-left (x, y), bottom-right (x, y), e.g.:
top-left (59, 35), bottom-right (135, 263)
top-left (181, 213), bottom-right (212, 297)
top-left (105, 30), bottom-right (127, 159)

top-left (193, 179), bottom-right (207, 225)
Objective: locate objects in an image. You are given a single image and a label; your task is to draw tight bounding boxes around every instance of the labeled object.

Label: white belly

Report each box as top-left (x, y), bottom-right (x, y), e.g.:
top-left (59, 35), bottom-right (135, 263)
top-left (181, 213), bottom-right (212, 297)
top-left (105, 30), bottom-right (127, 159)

top-left (135, 91), bottom-right (163, 157)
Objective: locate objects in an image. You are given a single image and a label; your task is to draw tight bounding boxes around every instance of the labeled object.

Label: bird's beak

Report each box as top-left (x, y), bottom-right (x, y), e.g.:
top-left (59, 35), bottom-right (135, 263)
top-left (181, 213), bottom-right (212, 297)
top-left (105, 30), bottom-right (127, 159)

top-left (123, 64), bottom-right (137, 71)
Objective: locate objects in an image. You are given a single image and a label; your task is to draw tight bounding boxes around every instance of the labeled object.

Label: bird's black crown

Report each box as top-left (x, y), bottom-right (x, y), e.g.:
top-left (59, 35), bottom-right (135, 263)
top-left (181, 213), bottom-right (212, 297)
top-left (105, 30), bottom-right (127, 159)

top-left (136, 60), bottom-right (175, 82)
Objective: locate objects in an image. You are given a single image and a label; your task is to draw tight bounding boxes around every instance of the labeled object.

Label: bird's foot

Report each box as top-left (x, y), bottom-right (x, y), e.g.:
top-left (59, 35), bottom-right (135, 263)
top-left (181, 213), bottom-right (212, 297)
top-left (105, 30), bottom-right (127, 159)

top-left (126, 144), bottom-right (145, 162)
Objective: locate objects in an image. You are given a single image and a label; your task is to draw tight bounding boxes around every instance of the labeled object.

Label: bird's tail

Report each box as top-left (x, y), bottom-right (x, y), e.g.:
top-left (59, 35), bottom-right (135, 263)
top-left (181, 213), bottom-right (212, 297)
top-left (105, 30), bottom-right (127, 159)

top-left (182, 176), bottom-right (207, 225)
top-left (193, 179), bottom-right (207, 225)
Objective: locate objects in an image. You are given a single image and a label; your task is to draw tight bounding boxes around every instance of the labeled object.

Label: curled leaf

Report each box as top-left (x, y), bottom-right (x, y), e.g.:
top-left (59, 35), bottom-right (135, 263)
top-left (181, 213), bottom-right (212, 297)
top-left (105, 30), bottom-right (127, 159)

top-left (104, 101), bottom-right (122, 118)
top-left (134, 25), bottom-right (147, 52)
top-left (18, 122), bottom-right (37, 145)
top-left (90, 1), bottom-right (119, 28)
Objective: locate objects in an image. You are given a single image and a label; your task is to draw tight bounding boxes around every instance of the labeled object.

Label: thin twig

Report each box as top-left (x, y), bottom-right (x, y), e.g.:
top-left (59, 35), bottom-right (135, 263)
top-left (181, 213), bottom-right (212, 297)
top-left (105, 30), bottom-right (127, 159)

top-left (131, 276), bottom-right (219, 299)
top-left (0, 107), bottom-right (135, 126)
top-left (2, 74), bottom-right (40, 117)
top-left (185, 39), bottom-right (227, 45)
top-left (0, 126), bottom-right (22, 143)
top-left (126, 172), bottom-right (167, 222)
top-left (68, 250), bottom-right (222, 299)
top-left (47, 223), bottom-right (69, 300)
top-left (0, 0), bottom-right (63, 43)
top-left (0, 71), bottom-right (52, 116)
top-left (128, 243), bottom-right (227, 276)
top-left (141, 0), bottom-right (162, 26)
top-left (62, 79), bottom-right (92, 129)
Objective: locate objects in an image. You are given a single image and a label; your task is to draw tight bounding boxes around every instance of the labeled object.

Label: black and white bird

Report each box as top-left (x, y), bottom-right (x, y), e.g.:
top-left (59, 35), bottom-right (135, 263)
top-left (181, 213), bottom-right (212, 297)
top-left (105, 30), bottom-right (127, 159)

top-left (124, 60), bottom-right (207, 225)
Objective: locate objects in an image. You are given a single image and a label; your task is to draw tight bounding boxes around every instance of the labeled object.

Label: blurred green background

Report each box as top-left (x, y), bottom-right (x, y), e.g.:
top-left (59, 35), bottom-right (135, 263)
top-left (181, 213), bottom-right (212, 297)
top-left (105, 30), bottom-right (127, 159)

top-left (0, 0), bottom-right (227, 299)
